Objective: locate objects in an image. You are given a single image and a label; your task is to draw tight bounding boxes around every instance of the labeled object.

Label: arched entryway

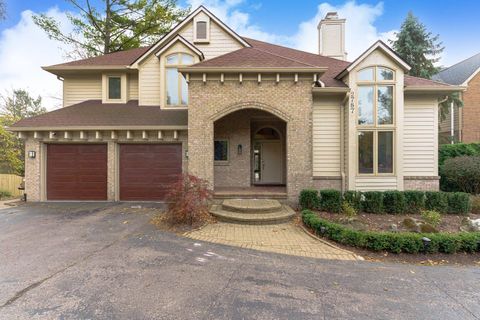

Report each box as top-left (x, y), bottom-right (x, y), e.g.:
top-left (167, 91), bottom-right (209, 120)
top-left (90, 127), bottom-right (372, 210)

top-left (213, 108), bottom-right (286, 190)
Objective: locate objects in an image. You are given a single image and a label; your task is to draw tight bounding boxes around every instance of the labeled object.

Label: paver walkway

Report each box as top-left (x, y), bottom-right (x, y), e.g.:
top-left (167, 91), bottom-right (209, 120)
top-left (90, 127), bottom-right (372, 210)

top-left (184, 222), bottom-right (361, 261)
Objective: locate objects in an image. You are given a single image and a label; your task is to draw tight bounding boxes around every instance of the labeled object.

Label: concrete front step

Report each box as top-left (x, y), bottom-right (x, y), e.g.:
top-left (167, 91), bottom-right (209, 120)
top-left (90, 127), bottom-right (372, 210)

top-left (222, 199), bottom-right (282, 213)
top-left (209, 203), bottom-right (295, 225)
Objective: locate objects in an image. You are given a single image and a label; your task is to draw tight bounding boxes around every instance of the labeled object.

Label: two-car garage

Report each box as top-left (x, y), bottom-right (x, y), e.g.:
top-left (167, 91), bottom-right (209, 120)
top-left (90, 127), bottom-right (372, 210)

top-left (46, 143), bottom-right (182, 201)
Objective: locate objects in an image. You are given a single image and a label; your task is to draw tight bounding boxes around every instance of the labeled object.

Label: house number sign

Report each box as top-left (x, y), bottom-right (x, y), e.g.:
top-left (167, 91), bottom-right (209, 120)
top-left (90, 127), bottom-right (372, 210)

top-left (350, 90), bottom-right (355, 114)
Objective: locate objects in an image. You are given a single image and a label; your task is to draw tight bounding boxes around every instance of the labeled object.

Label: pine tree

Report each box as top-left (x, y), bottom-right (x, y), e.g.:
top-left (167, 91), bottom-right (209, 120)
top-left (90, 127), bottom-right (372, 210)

top-left (390, 12), bottom-right (444, 78)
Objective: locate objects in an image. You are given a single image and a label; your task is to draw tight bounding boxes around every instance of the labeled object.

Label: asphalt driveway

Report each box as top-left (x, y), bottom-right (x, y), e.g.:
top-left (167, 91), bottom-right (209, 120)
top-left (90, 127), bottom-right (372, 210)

top-left (0, 203), bottom-right (479, 320)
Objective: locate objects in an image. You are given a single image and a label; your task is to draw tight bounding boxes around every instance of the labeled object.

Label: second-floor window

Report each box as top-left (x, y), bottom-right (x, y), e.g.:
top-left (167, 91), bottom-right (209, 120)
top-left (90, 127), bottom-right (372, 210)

top-left (108, 76), bottom-right (122, 100)
top-left (166, 53), bottom-right (194, 106)
top-left (357, 66), bottom-right (395, 175)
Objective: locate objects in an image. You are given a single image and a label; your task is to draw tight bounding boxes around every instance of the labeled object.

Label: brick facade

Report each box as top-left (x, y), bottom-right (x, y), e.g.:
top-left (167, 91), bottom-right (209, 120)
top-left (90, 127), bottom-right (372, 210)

top-left (187, 78), bottom-right (313, 203)
top-left (462, 72), bottom-right (480, 143)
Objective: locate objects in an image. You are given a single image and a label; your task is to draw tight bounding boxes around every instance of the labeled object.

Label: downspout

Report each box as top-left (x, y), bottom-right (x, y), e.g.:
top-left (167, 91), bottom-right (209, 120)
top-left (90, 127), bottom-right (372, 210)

top-left (450, 101), bottom-right (454, 144)
top-left (340, 92), bottom-right (348, 193)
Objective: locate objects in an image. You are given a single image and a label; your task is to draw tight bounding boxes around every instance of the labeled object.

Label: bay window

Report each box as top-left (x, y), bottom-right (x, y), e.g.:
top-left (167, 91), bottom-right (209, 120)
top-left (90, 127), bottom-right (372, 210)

top-left (357, 66), bottom-right (395, 175)
top-left (166, 53), bottom-right (194, 107)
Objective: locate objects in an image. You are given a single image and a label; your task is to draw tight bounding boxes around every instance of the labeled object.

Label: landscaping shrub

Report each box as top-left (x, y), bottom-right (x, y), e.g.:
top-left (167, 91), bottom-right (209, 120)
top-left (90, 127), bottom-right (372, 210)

top-left (471, 196), bottom-right (480, 214)
top-left (441, 156), bottom-right (480, 194)
top-left (342, 191), bottom-right (362, 211)
top-left (421, 210), bottom-right (442, 227)
top-left (383, 191), bottom-right (406, 214)
top-left (299, 189), bottom-right (320, 210)
top-left (362, 191), bottom-right (384, 214)
top-left (439, 143), bottom-right (480, 165)
top-left (165, 174), bottom-right (212, 226)
top-left (302, 210), bottom-right (480, 254)
top-left (447, 192), bottom-right (471, 215)
top-left (0, 190), bottom-right (11, 200)
top-left (341, 201), bottom-right (357, 218)
top-left (425, 192), bottom-right (448, 213)
top-left (403, 191), bottom-right (425, 214)
top-left (319, 189), bottom-right (342, 213)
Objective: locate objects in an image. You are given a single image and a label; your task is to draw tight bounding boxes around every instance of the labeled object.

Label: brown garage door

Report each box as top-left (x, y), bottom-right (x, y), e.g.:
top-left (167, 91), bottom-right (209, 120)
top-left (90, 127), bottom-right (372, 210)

top-left (119, 144), bottom-right (182, 201)
top-left (47, 144), bottom-right (108, 200)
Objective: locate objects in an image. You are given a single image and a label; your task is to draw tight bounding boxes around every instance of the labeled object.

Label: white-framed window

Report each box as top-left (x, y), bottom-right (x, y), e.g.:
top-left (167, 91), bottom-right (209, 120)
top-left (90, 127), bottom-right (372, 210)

top-left (214, 139), bottom-right (229, 163)
top-left (193, 17), bottom-right (210, 43)
top-left (357, 66), bottom-right (395, 175)
top-left (102, 73), bottom-right (127, 103)
top-left (165, 53), bottom-right (194, 107)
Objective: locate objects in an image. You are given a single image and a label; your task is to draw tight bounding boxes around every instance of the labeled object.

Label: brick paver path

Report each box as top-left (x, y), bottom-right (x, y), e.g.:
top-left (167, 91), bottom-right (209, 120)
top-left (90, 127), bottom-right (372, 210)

top-left (184, 222), bottom-right (361, 261)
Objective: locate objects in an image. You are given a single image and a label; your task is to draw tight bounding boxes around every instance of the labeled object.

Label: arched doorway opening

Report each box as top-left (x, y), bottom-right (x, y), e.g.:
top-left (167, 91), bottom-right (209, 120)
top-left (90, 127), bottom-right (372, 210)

top-left (213, 108), bottom-right (286, 189)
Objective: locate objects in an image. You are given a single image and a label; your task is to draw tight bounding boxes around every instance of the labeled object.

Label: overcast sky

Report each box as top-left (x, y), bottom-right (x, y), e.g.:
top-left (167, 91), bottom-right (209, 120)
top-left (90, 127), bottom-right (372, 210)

top-left (1, 0), bottom-right (479, 110)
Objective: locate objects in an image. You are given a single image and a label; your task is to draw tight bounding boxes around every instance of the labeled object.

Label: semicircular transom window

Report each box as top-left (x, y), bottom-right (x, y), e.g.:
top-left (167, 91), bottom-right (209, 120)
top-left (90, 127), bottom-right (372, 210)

top-left (255, 127), bottom-right (281, 140)
top-left (166, 53), bottom-right (194, 106)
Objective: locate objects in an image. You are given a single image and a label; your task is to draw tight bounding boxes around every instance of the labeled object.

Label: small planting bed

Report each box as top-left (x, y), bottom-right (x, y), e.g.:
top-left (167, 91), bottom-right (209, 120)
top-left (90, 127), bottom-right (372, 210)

top-left (316, 211), bottom-right (480, 233)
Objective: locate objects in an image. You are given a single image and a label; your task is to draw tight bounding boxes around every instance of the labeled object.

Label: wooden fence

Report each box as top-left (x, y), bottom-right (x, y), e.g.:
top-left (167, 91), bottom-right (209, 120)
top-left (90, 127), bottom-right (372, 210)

top-left (0, 174), bottom-right (24, 197)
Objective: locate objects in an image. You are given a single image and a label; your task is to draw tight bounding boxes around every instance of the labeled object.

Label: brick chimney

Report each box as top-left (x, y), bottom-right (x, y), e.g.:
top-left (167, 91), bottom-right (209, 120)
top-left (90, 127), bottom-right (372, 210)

top-left (318, 12), bottom-right (347, 60)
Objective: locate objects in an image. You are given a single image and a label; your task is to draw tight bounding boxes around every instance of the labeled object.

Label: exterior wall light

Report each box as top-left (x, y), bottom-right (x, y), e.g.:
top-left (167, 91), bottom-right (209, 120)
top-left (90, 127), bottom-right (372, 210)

top-left (422, 237), bottom-right (431, 252)
top-left (185, 149), bottom-right (189, 159)
top-left (28, 151), bottom-right (36, 159)
top-left (237, 144), bottom-right (242, 155)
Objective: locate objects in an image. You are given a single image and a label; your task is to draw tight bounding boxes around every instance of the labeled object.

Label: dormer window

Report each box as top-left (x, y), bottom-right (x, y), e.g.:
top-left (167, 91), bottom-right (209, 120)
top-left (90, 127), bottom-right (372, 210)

top-left (108, 76), bottom-right (121, 100)
top-left (194, 16), bottom-right (210, 43)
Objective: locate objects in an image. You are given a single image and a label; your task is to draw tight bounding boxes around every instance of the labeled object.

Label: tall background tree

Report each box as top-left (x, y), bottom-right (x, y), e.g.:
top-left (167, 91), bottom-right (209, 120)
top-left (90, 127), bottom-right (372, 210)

top-left (390, 12), bottom-right (462, 122)
top-left (33, 0), bottom-right (189, 59)
top-left (0, 90), bottom-right (46, 175)
top-left (0, 0), bottom-right (6, 20)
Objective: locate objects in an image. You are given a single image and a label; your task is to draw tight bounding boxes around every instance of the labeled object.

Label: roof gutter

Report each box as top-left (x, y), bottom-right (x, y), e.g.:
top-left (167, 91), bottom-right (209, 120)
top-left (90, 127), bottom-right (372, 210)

top-left (312, 87), bottom-right (350, 94)
top-left (8, 125), bottom-right (188, 132)
top-left (178, 67), bottom-right (328, 73)
top-left (404, 86), bottom-right (466, 93)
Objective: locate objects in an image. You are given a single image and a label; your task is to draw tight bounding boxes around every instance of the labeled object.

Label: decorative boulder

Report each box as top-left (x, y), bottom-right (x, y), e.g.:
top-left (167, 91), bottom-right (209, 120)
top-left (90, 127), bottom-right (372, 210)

top-left (460, 218), bottom-right (480, 232)
top-left (402, 218), bottom-right (438, 233)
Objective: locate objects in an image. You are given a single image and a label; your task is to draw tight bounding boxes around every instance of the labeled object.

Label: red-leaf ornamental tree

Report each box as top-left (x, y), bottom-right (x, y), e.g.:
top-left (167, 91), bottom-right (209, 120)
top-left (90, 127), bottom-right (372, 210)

top-left (165, 174), bottom-right (212, 226)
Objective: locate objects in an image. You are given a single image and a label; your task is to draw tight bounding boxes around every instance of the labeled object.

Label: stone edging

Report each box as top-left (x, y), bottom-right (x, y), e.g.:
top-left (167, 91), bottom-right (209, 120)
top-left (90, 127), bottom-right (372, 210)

top-left (404, 176), bottom-right (441, 180)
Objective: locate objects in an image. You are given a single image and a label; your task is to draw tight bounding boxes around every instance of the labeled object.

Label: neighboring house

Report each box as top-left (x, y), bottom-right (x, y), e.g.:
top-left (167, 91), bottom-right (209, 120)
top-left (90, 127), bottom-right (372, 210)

top-left (10, 6), bottom-right (462, 203)
top-left (433, 52), bottom-right (480, 144)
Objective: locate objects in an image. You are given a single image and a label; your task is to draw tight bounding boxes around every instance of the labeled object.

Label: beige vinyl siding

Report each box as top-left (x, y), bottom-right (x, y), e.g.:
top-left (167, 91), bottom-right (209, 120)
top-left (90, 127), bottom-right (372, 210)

top-left (63, 75), bottom-right (102, 107)
top-left (138, 54), bottom-right (160, 105)
top-left (355, 176), bottom-right (397, 191)
top-left (179, 19), bottom-right (243, 60)
top-left (312, 99), bottom-right (341, 176)
top-left (128, 74), bottom-right (139, 100)
top-left (404, 97), bottom-right (438, 176)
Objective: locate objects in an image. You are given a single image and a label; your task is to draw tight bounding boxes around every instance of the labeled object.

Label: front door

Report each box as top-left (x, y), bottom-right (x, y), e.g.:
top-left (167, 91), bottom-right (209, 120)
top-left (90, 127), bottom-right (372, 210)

top-left (260, 141), bottom-right (283, 184)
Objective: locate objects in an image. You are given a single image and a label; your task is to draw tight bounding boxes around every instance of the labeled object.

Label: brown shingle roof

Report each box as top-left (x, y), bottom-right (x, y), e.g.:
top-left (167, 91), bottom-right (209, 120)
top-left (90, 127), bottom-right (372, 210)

top-left (46, 47), bottom-right (151, 68)
top-left (42, 36), bottom-right (453, 89)
top-left (10, 100), bottom-right (187, 130)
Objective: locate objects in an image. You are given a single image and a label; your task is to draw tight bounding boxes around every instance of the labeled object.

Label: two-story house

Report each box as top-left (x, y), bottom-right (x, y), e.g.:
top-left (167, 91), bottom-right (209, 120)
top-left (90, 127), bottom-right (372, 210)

top-left (434, 52), bottom-right (480, 143)
top-left (10, 6), bottom-right (462, 203)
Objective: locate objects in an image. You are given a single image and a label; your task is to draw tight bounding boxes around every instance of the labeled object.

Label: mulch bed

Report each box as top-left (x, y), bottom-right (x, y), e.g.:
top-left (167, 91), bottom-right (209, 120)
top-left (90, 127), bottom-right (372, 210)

top-left (308, 211), bottom-right (480, 266)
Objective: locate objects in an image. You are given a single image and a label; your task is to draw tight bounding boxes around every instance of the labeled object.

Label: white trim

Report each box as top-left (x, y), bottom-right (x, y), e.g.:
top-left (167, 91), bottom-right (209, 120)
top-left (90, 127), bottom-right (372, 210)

top-left (461, 66), bottom-right (480, 86)
top-left (154, 35), bottom-right (204, 60)
top-left (131, 6), bottom-right (250, 68)
top-left (193, 15), bottom-right (210, 43)
top-left (337, 41), bottom-right (411, 80)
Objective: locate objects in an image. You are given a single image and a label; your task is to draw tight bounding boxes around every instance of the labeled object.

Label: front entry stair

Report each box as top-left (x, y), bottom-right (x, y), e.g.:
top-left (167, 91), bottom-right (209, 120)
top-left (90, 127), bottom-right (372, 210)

top-left (210, 199), bottom-right (295, 224)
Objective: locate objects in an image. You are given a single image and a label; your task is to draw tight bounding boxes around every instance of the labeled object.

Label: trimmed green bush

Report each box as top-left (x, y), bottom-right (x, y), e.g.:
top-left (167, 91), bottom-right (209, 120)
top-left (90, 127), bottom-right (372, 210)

top-left (319, 189), bottom-right (342, 213)
top-left (362, 191), bottom-right (384, 214)
top-left (302, 210), bottom-right (480, 254)
top-left (343, 191), bottom-right (362, 211)
top-left (447, 192), bottom-right (471, 215)
top-left (341, 201), bottom-right (357, 218)
top-left (421, 210), bottom-right (442, 227)
top-left (299, 189), bottom-right (320, 210)
top-left (403, 191), bottom-right (425, 214)
top-left (441, 156), bottom-right (480, 194)
top-left (425, 191), bottom-right (448, 213)
top-left (383, 191), bottom-right (406, 214)
top-left (439, 143), bottom-right (480, 165)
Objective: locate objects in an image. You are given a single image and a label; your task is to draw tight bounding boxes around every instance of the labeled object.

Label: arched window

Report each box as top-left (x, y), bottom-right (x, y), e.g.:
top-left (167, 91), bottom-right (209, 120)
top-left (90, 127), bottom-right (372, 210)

top-left (166, 53), bottom-right (194, 106)
top-left (357, 66), bottom-right (395, 175)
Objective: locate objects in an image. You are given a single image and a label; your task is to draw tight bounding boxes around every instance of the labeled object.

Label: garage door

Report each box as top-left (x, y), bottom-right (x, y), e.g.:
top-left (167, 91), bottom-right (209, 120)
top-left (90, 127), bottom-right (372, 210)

top-left (47, 144), bottom-right (108, 200)
top-left (119, 144), bottom-right (182, 201)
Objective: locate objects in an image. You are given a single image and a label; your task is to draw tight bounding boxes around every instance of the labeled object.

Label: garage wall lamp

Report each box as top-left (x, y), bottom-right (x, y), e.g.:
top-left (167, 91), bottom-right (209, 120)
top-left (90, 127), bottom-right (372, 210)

top-left (28, 151), bottom-right (36, 159)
